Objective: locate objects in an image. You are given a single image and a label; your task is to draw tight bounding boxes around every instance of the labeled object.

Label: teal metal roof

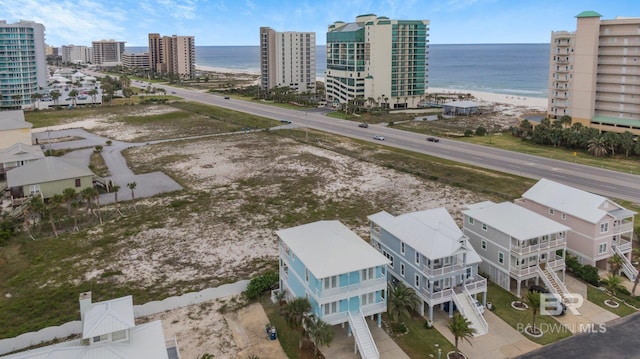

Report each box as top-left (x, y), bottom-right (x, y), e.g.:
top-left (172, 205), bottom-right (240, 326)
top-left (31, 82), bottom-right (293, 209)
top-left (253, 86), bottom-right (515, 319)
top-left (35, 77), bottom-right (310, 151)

top-left (591, 116), bottom-right (640, 129)
top-left (576, 11), bottom-right (602, 18)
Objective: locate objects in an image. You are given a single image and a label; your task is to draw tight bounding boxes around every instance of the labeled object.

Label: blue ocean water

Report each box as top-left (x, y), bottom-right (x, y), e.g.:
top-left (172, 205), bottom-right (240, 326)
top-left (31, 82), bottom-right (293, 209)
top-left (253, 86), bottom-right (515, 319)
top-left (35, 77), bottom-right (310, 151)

top-left (127, 43), bottom-right (549, 98)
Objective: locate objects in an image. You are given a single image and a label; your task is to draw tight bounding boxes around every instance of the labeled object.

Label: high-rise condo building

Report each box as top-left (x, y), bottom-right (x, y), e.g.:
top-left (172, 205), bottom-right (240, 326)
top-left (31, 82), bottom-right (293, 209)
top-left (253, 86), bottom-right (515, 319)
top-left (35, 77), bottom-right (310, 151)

top-left (325, 14), bottom-right (429, 109)
top-left (0, 20), bottom-right (46, 110)
top-left (61, 45), bottom-right (91, 64)
top-left (91, 39), bottom-right (126, 66)
top-left (260, 27), bottom-right (316, 94)
top-left (549, 11), bottom-right (640, 134)
top-left (148, 33), bottom-right (195, 79)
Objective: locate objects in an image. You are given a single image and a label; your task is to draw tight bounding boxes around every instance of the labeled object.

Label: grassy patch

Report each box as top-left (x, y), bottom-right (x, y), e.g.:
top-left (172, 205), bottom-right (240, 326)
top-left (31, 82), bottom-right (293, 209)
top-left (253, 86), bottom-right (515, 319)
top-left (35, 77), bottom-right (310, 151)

top-left (487, 282), bottom-right (572, 345)
top-left (89, 151), bottom-right (109, 177)
top-left (586, 285), bottom-right (638, 317)
top-left (261, 297), bottom-right (316, 359)
top-left (386, 313), bottom-right (455, 359)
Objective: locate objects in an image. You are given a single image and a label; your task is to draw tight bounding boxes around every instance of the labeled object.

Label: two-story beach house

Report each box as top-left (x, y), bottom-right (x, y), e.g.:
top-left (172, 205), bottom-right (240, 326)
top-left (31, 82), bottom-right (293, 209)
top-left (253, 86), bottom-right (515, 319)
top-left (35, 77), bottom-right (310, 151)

top-left (368, 208), bottom-right (488, 336)
top-left (516, 179), bottom-right (637, 280)
top-left (277, 220), bottom-right (390, 359)
top-left (462, 201), bottom-right (571, 299)
top-left (2, 292), bottom-right (180, 358)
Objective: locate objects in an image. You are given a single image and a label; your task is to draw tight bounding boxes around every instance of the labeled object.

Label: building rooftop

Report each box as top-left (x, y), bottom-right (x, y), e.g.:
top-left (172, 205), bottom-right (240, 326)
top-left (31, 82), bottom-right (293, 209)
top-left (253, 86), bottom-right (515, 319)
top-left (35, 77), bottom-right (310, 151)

top-left (0, 110), bottom-right (31, 131)
top-left (463, 201), bottom-right (570, 240)
top-left (277, 220), bottom-right (390, 279)
top-left (576, 11), bottom-right (602, 18)
top-left (7, 157), bottom-right (94, 188)
top-left (83, 295), bottom-right (136, 339)
top-left (0, 142), bottom-right (45, 163)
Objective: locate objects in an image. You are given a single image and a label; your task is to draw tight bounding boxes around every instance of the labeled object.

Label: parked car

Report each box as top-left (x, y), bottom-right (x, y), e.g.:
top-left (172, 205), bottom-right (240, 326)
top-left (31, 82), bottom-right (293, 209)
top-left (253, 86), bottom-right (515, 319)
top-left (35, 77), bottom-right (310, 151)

top-left (529, 285), bottom-right (549, 293)
top-left (171, 91), bottom-right (177, 94)
top-left (224, 96), bottom-right (230, 99)
top-left (427, 136), bottom-right (440, 142)
top-left (358, 123), bottom-right (369, 128)
top-left (373, 135), bottom-right (385, 141)
top-left (280, 120), bottom-right (292, 124)
top-left (474, 299), bottom-right (485, 314)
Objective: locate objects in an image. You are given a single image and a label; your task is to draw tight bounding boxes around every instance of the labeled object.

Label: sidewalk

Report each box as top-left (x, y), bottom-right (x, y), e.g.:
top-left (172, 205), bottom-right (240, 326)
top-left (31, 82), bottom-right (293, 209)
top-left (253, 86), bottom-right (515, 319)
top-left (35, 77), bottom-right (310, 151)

top-left (319, 318), bottom-right (410, 359)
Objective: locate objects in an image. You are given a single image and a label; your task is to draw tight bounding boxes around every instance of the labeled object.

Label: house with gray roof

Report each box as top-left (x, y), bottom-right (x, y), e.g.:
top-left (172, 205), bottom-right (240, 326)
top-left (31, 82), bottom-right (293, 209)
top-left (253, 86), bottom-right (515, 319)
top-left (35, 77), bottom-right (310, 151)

top-left (368, 208), bottom-right (488, 336)
top-left (515, 178), bottom-right (636, 280)
top-left (0, 142), bottom-right (45, 180)
top-left (1, 292), bottom-right (180, 359)
top-left (463, 201), bottom-right (570, 299)
top-left (0, 110), bottom-right (33, 148)
top-left (7, 157), bottom-right (94, 200)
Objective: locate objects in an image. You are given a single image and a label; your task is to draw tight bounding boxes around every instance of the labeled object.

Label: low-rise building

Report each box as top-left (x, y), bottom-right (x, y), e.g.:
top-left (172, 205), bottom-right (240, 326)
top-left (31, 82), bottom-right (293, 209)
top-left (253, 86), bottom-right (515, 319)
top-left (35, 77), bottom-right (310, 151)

top-left (7, 157), bottom-right (94, 200)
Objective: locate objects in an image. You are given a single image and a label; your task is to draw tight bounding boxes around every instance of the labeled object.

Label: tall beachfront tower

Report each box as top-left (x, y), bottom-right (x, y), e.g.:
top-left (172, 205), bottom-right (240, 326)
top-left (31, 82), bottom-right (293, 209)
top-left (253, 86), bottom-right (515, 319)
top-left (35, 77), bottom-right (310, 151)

top-left (0, 20), bottom-right (46, 110)
top-left (549, 11), bottom-right (640, 135)
top-left (91, 39), bottom-right (126, 66)
top-left (148, 34), bottom-right (196, 79)
top-left (325, 14), bottom-right (429, 110)
top-left (260, 27), bottom-right (316, 94)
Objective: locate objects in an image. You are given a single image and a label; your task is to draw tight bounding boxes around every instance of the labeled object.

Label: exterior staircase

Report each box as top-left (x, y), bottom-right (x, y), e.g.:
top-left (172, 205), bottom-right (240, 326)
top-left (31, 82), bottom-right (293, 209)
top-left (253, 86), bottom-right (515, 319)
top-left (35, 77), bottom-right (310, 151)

top-left (612, 246), bottom-right (637, 281)
top-left (452, 287), bottom-right (488, 336)
top-left (348, 309), bottom-right (379, 359)
top-left (538, 266), bottom-right (570, 301)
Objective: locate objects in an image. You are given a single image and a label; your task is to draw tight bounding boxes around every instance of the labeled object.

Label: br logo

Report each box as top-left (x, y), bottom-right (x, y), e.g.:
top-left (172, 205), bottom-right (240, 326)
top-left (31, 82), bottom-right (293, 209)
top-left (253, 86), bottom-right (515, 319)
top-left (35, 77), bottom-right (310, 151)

top-left (540, 293), bottom-right (583, 316)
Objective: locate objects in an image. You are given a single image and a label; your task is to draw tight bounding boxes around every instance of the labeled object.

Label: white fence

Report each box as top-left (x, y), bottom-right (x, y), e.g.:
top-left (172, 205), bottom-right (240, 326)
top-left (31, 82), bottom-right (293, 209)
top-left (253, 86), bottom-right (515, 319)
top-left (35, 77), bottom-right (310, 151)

top-left (0, 280), bottom-right (249, 356)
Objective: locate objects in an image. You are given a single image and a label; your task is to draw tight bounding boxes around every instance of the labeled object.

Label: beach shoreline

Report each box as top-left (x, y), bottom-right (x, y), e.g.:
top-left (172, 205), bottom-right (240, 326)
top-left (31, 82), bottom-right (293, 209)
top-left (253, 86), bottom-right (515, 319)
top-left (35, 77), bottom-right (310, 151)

top-left (196, 65), bottom-right (548, 111)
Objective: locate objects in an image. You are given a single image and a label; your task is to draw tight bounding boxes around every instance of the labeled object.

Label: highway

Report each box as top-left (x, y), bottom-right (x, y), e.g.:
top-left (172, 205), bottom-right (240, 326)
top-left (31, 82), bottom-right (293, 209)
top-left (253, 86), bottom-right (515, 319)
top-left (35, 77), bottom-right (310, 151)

top-left (153, 83), bottom-right (640, 203)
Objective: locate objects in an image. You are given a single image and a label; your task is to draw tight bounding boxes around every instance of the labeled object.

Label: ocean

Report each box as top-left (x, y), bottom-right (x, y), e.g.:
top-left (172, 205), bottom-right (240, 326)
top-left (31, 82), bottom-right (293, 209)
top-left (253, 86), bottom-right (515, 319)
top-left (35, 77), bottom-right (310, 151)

top-left (127, 43), bottom-right (550, 98)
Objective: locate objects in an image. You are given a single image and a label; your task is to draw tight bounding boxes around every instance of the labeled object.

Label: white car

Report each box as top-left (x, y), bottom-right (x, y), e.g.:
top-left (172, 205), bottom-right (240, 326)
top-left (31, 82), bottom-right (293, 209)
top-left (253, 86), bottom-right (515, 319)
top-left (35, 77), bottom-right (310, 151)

top-left (474, 299), bottom-right (485, 314)
top-left (373, 135), bottom-right (385, 141)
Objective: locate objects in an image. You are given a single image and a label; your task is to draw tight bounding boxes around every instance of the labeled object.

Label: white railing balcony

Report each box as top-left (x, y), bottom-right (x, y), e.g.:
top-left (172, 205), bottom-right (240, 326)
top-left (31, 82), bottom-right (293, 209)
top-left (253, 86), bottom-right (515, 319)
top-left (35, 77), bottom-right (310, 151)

top-left (464, 276), bottom-right (487, 294)
top-left (422, 262), bottom-right (465, 277)
top-left (321, 311), bottom-right (349, 326)
top-left (360, 301), bottom-right (386, 317)
top-left (421, 287), bottom-right (454, 303)
top-left (614, 222), bottom-right (634, 233)
top-left (316, 277), bottom-right (387, 303)
top-left (617, 238), bottom-right (632, 252)
top-left (510, 265), bottom-right (539, 277)
top-left (511, 237), bottom-right (566, 255)
top-left (546, 255), bottom-right (566, 270)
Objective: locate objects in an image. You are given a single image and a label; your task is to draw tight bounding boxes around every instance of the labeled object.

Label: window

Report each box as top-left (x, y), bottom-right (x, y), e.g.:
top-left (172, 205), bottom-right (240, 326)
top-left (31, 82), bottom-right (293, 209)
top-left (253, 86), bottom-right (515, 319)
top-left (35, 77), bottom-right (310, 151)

top-left (481, 240), bottom-right (487, 250)
top-left (401, 242), bottom-right (405, 254)
top-left (561, 213), bottom-right (566, 220)
top-left (93, 334), bottom-right (109, 343)
top-left (361, 292), bottom-right (374, 305)
top-left (29, 184), bottom-right (40, 195)
top-left (415, 252), bottom-right (420, 265)
top-left (324, 276), bottom-right (338, 289)
top-left (558, 232), bottom-right (565, 238)
top-left (482, 223), bottom-right (487, 231)
top-left (549, 208), bottom-right (555, 215)
top-left (361, 268), bottom-right (373, 281)
top-left (468, 217), bottom-right (474, 225)
top-left (498, 252), bottom-right (504, 264)
top-left (541, 235), bottom-right (549, 242)
top-left (75, 178), bottom-right (81, 187)
top-left (111, 330), bottom-right (127, 342)
top-left (323, 301), bottom-right (338, 315)
top-left (401, 263), bottom-right (405, 277)
top-left (598, 243), bottom-right (607, 254)
top-left (305, 269), bottom-right (309, 283)
top-left (600, 223), bottom-right (609, 233)
top-left (415, 274), bottom-right (420, 287)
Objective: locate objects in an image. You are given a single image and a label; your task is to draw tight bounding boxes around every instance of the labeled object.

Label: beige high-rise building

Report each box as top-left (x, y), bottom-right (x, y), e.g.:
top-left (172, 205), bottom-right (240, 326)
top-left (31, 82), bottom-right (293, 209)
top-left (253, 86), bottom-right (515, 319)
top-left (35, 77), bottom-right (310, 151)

top-left (549, 11), bottom-right (640, 134)
top-left (325, 15), bottom-right (430, 109)
top-left (260, 27), bottom-right (316, 94)
top-left (61, 45), bottom-right (91, 64)
top-left (148, 33), bottom-right (195, 79)
top-left (91, 39), bottom-right (126, 66)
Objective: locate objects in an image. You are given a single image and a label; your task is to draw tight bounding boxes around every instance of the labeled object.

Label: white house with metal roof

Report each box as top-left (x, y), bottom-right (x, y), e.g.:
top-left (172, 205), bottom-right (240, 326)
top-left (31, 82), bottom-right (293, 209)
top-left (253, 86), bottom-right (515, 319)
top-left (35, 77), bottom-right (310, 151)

top-left (515, 178), bottom-right (636, 280)
top-left (368, 208), bottom-right (488, 336)
top-left (463, 201), bottom-right (571, 299)
top-left (7, 157), bottom-right (94, 200)
top-left (277, 220), bottom-right (389, 359)
top-left (0, 142), bottom-right (45, 180)
top-left (1, 292), bottom-right (180, 359)
top-left (0, 110), bottom-right (33, 148)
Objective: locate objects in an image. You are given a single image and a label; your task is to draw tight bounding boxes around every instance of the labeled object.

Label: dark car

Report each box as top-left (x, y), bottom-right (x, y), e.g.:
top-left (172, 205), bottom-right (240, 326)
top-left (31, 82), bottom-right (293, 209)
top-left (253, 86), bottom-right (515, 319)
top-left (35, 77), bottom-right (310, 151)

top-left (427, 136), bottom-right (440, 142)
top-left (224, 96), bottom-right (230, 99)
top-left (280, 120), bottom-right (292, 124)
top-left (358, 123), bottom-right (369, 128)
top-left (529, 285), bottom-right (549, 293)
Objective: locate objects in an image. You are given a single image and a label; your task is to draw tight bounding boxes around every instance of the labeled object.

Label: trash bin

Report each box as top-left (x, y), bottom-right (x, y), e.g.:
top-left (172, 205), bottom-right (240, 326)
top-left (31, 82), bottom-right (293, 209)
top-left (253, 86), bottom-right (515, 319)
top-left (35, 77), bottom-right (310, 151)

top-left (270, 327), bottom-right (277, 340)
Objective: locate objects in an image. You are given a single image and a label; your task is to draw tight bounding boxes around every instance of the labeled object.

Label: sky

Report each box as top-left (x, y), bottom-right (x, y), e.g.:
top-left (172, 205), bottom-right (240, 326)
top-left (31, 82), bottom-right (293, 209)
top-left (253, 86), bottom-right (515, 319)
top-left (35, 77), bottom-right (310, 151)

top-left (1, 0), bottom-right (639, 47)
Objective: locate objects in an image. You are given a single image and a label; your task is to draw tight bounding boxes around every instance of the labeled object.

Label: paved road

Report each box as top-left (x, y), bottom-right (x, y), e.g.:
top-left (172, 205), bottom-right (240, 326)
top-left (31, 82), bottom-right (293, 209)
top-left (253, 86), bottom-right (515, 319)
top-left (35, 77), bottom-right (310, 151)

top-left (149, 83), bottom-right (640, 204)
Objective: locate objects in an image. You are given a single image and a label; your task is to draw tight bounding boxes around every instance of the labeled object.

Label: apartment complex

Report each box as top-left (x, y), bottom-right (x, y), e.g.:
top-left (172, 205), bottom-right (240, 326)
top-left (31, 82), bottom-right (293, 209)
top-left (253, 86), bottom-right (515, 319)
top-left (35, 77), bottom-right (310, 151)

top-left (260, 27), bottom-right (316, 94)
top-left (325, 14), bottom-right (429, 109)
top-left (61, 44), bottom-right (91, 64)
top-left (0, 20), bottom-right (47, 110)
top-left (548, 11), bottom-right (640, 134)
top-left (148, 33), bottom-right (196, 78)
top-left (123, 52), bottom-right (151, 69)
top-left (91, 39), bottom-right (126, 66)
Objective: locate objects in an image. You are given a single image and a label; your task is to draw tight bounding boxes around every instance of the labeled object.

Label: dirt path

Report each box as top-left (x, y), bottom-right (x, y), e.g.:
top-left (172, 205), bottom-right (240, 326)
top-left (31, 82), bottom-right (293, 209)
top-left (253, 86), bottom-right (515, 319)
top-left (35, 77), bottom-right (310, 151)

top-left (225, 303), bottom-right (288, 359)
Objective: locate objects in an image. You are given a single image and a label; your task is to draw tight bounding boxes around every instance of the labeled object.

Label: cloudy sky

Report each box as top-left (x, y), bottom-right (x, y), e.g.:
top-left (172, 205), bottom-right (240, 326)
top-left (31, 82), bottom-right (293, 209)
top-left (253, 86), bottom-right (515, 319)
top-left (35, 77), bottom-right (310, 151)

top-left (1, 0), bottom-right (638, 47)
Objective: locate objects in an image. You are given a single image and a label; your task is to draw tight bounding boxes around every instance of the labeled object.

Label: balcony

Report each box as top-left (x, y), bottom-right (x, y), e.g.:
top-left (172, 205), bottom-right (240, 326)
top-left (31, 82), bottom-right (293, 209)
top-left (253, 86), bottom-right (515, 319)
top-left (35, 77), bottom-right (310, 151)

top-left (617, 238), bottom-right (632, 252)
top-left (614, 221), bottom-right (634, 233)
top-left (510, 265), bottom-right (540, 277)
top-left (321, 311), bottom-right (349, 326)
top-left (463, 276), bottom-right (487, 295)
top-left (360, 301), bottom-right (386, 317)
top-left (421, 287), bottom-right (455, 304)
top-left (314, 277), bottom-right (387, 305)
top-left (511, 237), bottom-right (566, 255)
top-left (422, 262), bottom-right (465, 277)
top-left (546, 255), bottom-right (566, 270)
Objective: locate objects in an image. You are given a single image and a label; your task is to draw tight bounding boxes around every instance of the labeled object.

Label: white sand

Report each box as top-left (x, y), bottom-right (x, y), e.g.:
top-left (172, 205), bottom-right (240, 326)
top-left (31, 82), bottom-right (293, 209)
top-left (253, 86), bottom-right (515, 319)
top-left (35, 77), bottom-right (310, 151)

top-left (428, 87), bottom-right (547, 110)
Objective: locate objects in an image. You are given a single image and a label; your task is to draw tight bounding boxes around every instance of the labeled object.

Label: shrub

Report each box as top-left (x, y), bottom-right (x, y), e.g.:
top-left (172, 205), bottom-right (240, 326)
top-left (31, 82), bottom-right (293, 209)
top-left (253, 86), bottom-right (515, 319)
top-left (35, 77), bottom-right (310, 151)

top-left (388, 121), bottom-right (394, 127)
top-left (475, 126), bottom-right (487, 136)
top-left (463, 129), bottom-right (474, 137)
top-left (244, 271), bottom-right (279, 300)
top-left (0, 219), bottom-right (17, 246)
top-left (581, 265), bottom-right (601, 286)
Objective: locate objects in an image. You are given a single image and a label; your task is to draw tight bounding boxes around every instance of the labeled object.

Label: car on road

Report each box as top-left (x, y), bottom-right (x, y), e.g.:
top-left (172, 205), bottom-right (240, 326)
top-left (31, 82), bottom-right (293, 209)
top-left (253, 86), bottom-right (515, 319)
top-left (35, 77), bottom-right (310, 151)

top-left (171, 91), bottom-right (177, 94)
top-left (427, 136), bottom-right (440, 142)
top-left (358, 123), bottom-right (369, 128)
top-left (280, 120), bottom-right (292, 124)
top-left (373, 135), bottom-right (385, 141)
top-left (224, 96), bottom-right (230, 99)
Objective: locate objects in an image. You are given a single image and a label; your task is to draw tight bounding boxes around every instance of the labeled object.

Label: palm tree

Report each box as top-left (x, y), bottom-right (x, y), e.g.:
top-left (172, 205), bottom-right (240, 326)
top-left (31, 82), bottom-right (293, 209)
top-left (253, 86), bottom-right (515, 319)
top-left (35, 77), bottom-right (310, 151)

top-left (282, 297), bottom-right (311, 349)
top-left (29, 196), bottom-right (46, 236)
top-left (387, 282), bottom-right (420, 323)
top-left (448, 312), bottom-right (476, 358)
top-left (68, 89), bottom-right (79, 107)
top-left (619, 131), bottom-right (635, 157)
top-left (631, 248), bottom-right (640, 296)
top-left (47, 194), bottom-right (64, 237)
top-left (587, 136), bottom-right (608, 157)
top-left (88, 89), bottom-right (98, 105)
top-left (112, 184), bottom-right (121, 207)
top-left (31, 93), bottom-right (42, 109)
top-left (127, 182), bottom-right (137, 209)
top-left (602, 273), bottom-right (624, 296)
top-left (524, 290), bottom-right (542, 336)
top-left (80, 187), bottom-right (94, 214)
top-left (62, 188), bottom-right (79, 231)
top-left (305, 314), bottom-right (335, 356)
top-left (609, 253), bottom-right (623, 275)
top-left (50, 90), bottom-right (61, 105)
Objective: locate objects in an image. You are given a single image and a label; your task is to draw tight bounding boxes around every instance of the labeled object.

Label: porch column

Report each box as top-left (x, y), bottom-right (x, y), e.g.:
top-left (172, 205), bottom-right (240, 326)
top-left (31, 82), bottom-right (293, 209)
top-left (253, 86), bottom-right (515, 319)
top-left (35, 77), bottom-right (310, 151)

top-left (377, 313), bottom-right (382, 327)
top-left (347, 324), bottom-right (352, 337)
top-left (420, 300), bottom-right (425, 316)
top-left (482, 291), bottom-right (487, 305)
top-left (448, 300), bottom-right (454, 318)
top-left (516, 279), bottom-right (522, 298)
top-left (429, 305), bottom-right (434, 321)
